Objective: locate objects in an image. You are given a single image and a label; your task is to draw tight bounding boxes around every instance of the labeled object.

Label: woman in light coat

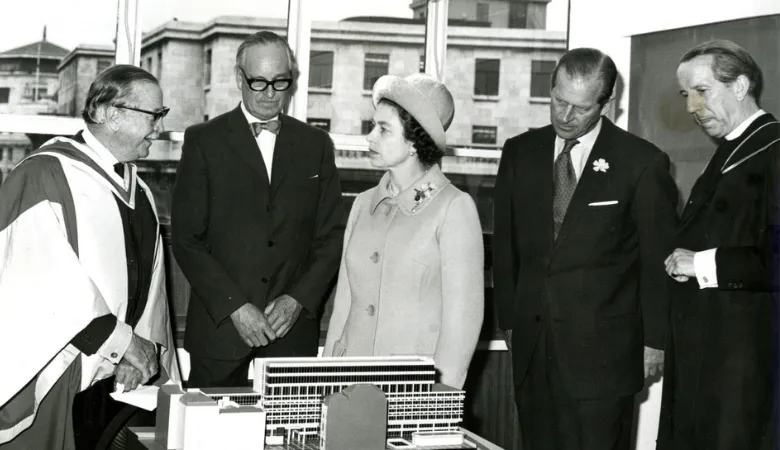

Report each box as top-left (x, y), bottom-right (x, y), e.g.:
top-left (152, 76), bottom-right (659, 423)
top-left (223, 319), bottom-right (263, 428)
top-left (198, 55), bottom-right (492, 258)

top-left (322, 73), bottom-right (484, 389)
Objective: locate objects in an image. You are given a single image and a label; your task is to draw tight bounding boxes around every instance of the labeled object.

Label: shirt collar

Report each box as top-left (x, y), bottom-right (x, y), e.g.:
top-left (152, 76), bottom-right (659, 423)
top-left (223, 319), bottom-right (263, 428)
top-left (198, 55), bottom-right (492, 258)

top-left (555, 117), bottom-right (603, 151)
top-left (240, 101), bottom-right (279, 125)
top-left (725, 109), bottom-right (766, 141)
top-left (81, 127), bottom-right (120, 168)
top-left (370, 164), bottom-right (451, 216)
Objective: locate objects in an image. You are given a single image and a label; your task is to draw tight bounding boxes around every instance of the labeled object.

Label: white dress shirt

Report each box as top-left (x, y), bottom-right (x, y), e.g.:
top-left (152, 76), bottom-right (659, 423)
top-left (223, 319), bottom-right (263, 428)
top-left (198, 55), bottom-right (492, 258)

top-left (553, 117), bottom-right (603, 181)
top-left (693, 109), bottom-right (766, 289)
top-left (82, 128), bottom-right (129, 190)
top-left (241, 102), bottom-right (278, 182)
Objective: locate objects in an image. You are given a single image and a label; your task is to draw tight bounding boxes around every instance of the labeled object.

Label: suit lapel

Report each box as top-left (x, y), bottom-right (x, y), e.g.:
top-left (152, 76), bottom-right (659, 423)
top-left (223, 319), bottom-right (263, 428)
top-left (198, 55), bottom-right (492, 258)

top-left (530, 130), bottom-right (557, 255)
top-left (270, 115), bottom-right (294, 198)
top-left (553, 121), bottom-right (613, 253)
top-left (227, 106), bottom-right (271, 186)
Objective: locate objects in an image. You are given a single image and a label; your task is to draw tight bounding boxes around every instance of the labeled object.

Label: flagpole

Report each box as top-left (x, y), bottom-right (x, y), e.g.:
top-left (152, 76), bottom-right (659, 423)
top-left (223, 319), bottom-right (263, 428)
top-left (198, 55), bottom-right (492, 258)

top-left (34, 26), bottom-right (45, 103)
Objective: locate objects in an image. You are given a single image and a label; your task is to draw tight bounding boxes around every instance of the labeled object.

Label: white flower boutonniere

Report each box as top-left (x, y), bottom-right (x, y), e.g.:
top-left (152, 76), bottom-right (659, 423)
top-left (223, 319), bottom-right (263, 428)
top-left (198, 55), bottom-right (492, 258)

top-left (593, 158), bottom-right (610, 173)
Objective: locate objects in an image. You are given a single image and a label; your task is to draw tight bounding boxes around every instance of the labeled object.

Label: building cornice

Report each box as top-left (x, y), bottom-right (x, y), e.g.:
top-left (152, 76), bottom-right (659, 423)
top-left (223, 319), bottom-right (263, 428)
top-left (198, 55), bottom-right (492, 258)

top-left (57, 45), bottom-right (115, 71)
top-left (141, 16), bottom-right (565, 52)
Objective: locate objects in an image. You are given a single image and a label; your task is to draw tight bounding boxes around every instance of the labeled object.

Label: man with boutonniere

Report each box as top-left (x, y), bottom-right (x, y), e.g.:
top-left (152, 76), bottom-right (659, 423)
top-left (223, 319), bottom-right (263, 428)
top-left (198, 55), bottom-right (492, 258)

top-left (659, 39), bottom-right (779, 450)
top-left (493, 48), bottom-right (679, 450)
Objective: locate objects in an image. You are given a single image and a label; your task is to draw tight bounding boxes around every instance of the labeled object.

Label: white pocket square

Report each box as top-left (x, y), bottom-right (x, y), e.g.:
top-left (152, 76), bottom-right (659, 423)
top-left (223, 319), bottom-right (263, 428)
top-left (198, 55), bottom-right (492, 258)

top-left (588, 200), bottom-right (618, 206)
top-left (308, 174), bottom-right (319, 179)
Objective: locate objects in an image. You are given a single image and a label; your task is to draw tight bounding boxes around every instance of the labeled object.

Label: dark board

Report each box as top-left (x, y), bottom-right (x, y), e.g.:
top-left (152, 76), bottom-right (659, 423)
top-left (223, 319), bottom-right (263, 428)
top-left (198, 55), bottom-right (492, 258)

top-left (628, 14), bottom-right (780, 204)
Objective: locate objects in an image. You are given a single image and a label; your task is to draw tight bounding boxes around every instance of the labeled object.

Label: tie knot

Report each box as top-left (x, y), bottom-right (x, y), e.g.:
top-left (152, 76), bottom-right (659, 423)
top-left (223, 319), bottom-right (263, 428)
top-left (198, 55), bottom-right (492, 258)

top-left (562, 139), bottom-right (579, 154)
top-left (251, 120), bottom-right (281, 136)
top-left (113, 163), bottom-right (125, 178)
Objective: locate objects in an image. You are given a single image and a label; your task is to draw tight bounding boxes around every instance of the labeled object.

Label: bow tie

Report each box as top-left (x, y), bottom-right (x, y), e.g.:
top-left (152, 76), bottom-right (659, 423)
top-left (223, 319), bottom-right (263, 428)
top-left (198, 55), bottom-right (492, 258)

top-left (251, 120), bottom-right (281, 136)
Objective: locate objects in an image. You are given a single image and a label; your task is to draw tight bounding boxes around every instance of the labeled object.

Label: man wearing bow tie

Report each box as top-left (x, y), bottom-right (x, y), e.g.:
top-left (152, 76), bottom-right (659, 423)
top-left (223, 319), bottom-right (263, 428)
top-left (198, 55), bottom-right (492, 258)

top-left (172, 31), bottom-right (345, 388)
top-left (0, 65), bottom-right (180, 449)
top-left (493, 48), bottom-right (679, 450)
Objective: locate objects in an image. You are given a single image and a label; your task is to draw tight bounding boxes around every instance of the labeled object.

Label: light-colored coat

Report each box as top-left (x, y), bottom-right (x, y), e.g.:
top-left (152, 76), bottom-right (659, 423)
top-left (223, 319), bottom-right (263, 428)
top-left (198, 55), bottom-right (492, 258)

top-left (323, 166), bottom-right (484, 389)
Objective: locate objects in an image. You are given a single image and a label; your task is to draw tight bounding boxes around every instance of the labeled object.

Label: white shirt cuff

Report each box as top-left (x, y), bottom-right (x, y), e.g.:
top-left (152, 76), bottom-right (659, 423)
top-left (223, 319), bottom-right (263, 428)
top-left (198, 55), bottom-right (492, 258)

top-left (97, 321), bottom-right (133, 364)
top-left (693, 248), bottom-right (719, 289)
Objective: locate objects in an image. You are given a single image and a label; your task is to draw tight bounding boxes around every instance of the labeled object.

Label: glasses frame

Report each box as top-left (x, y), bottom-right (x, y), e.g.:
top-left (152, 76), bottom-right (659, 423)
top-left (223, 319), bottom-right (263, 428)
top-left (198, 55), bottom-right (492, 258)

top-left (115, 105), bottom-right (170, 123)
top-left (238, 68), bottom-right (294, 92)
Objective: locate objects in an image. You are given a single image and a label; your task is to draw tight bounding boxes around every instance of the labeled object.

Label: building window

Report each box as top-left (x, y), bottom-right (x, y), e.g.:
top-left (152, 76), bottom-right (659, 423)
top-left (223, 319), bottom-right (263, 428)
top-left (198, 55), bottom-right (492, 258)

top-left (309, 51), bottom-right (334, 89)
top-left (205, 49), bottom-right (212, 85)
top-left (23, 84), bottom-right (47, 101)
top-left (531, 60), bottom-right (556, 98)
top-left (474, 59), bottom-right (500, 96)
top-left (472, 126), bottom-right (497, 145)
top-left (361, 120), bottom-right (373, 135)
top-left (509, 2), bottom-right (529, 28)
top-left (156, 50), bottom-right (162, 79)
top-left (477, 3), bottom-right (490, 22)
top-left (0, 63), bottom-right (20, 72)
top-left (146, 57), bottom-right (152, 74)
top-left (97, 60), bottom-right (112, 73)
top-left (307, 118), bottom-right (331, 132)
top-left (363, 53), bottom-right (389, 91)
top-left (0, 87), bottom-right (9, 104)
top-left (419, 54), bottom-right (425, 73)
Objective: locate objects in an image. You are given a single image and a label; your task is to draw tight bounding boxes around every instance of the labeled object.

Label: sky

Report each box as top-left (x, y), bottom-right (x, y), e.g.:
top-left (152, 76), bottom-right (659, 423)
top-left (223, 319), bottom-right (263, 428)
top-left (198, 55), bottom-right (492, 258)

top-left (0, 0), bottom-right (568, 53)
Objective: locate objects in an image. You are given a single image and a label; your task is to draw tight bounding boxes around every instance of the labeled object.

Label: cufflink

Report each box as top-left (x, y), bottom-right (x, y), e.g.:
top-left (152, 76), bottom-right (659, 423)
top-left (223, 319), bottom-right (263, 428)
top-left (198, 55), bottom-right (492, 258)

top-left (111, 352), bottom-right (118, 359)
top-left (702, 276), bottom-right (709, 283)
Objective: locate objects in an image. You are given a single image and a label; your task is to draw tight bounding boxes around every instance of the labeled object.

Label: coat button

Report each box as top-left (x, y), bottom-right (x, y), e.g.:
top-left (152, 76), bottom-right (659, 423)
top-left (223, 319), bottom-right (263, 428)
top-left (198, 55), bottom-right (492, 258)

top-left (367, 305), bottom-right (375, 316)
top-left (535, 315), bottom-right (541, 323)
top-left (268, 240), bottom-right (275, 247)
top-left (261, 277), bottom-right (269, 283)
top-left (370, 251), bottom-right (380, 263)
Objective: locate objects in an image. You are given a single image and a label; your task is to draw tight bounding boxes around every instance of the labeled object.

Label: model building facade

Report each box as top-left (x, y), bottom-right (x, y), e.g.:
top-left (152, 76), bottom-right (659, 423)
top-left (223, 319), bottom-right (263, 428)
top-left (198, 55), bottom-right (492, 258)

top-left (253, 356), bottom-right (465, 442)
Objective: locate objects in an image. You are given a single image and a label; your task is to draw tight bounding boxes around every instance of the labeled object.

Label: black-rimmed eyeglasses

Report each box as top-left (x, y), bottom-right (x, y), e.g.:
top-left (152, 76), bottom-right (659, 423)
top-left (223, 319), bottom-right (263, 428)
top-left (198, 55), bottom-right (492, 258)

top-left (239, 68), bottom-right (293, 92)
top-left (115, 105), bottom-right (170, 123)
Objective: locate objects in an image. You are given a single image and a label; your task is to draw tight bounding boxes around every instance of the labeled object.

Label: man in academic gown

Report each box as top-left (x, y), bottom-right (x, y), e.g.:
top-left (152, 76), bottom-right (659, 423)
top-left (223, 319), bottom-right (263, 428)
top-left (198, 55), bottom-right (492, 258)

top-left (0, 65), bottom-right (180, 450)
top-left (660, 39), bottom-right (779, 450)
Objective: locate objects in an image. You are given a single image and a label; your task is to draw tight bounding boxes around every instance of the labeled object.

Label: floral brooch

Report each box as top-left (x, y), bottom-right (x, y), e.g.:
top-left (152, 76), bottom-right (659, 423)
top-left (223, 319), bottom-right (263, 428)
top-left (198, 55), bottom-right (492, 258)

top-left (413, 182), bottom-right (436, 208)
top-left (593, 158), bottom-right (610, 173)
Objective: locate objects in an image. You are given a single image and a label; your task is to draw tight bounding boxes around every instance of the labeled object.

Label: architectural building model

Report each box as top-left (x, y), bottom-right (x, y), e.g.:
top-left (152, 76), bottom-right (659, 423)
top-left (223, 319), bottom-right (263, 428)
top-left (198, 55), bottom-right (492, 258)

top-left (156, 356), bottom-right (480, 449)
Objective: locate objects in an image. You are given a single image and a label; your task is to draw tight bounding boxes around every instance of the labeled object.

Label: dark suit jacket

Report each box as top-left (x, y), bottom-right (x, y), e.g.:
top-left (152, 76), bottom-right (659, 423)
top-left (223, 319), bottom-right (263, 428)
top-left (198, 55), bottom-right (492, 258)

top-left (172, 106), bottom-right (345, 360)
top-left (493, 118), bottom-right (679, 400)
top-left (658, 113), bottom-right (779, 449)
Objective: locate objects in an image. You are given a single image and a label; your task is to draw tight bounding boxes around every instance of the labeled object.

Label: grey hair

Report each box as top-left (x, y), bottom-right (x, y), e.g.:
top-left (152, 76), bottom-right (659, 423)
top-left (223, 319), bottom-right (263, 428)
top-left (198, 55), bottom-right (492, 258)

top-left (235, 31), bottom-right (300, 83)
top-left (551, 47), bottom-right (617, 106)
top-left (680, 39), bottom-right (763, 103)
top-left (81, 64), bottom-right (159, 124)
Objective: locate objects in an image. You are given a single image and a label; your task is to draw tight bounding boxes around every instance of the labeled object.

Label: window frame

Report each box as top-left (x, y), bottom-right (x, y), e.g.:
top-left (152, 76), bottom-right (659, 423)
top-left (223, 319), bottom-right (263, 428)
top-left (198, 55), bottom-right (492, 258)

top-left (530, 60), bottom-right (556, 99)
top-left (472, 125), bottom-right (498, 145)
top-left (308, 50), bottom-right (334, 89)
top-left (474, 58), bottom-right (500, 96)
top-left (363, 52), bottom-right (390, 91)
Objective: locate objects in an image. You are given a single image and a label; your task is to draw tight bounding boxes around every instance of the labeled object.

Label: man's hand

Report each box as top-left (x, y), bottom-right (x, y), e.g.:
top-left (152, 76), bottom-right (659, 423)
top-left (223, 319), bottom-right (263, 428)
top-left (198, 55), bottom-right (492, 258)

top-left (230, 303), bottom-right (277, 347)
top-left (644, 346), bottom-right (664, 379)
top-left (665, 248), bottom-right (696, 282)
top-left (123, 333), bottom-right (159, 383)
top-left (503, 329), bottom-right (513, 352)
top-left (114, 359), bottom-right (145, 392)
top-left (264, 295), bottom-right (303, 339)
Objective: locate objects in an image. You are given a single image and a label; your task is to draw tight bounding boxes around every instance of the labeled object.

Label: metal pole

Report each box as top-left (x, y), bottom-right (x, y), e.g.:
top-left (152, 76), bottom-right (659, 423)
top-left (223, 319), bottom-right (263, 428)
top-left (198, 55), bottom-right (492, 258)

top-left (115, 0), bottom-right (142, 66)
top-left (287, 0), bottom-right (311, 122)
top-left (424, 0), bottom-right (449, 82)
